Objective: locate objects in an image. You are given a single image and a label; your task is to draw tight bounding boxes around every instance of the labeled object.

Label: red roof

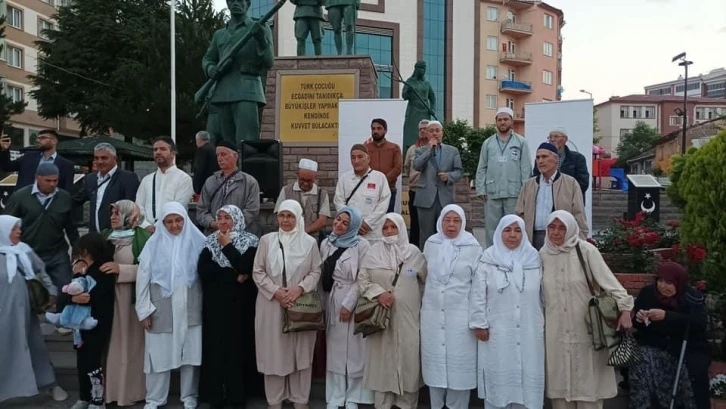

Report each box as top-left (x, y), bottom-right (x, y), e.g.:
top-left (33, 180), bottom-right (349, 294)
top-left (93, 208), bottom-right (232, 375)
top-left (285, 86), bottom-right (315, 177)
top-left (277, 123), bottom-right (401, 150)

top-left (595, 94), bottom-right (726, 107)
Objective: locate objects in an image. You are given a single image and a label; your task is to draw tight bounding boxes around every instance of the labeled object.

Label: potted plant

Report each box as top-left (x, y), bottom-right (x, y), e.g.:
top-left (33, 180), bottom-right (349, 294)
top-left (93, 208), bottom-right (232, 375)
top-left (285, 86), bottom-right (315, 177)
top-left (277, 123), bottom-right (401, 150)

top-left (711, 374), bottom-right (726, 408)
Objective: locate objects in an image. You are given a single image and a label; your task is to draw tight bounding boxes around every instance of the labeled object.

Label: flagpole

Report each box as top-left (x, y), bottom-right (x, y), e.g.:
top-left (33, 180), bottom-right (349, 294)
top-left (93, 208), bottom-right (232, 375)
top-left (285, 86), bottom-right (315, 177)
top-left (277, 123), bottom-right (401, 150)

top-left (170, 0), bottom-right (176, 143)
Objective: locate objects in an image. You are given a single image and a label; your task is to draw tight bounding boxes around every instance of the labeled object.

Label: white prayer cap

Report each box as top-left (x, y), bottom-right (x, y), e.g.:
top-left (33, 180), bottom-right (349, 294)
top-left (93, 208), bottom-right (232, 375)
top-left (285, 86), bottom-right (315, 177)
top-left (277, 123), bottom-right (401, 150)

top-left (550, 126), bottom-right (568, 136)
top-left (427, 120), bottom-right (443, 128)
top-left (298, 158), bottom-right (318, 172)
top-left (495, 107), bottom-right (514, 118)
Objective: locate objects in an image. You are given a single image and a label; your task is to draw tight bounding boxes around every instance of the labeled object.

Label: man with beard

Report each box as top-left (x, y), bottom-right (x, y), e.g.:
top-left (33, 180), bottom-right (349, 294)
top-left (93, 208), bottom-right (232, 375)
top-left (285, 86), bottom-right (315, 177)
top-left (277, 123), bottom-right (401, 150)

top-left (365, 118), bottom-right (401, 213)
top-left (136, 137), bottom-right (194, 232)
top-left (0, 129), bottom-right (75, 191)
top-left (475, 107), bottom-right (532, 247)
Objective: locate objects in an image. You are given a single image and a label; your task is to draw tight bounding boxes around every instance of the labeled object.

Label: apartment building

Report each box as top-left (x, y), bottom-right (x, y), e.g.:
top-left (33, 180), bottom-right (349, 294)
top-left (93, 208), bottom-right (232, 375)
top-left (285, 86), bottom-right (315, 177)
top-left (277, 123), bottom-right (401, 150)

top-left (249, 0), bottom-right (564, 133)
top-left (594, 94), bottom-right (726, 154)
top-left (1, 0), bottom-right (78, 150)
top-left (644, 67), bottom-right (726, 100)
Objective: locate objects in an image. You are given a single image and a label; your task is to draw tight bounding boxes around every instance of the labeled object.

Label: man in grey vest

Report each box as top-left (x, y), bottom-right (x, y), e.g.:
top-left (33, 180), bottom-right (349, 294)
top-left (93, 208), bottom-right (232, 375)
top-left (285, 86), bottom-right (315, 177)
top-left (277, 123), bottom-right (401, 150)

top-left (274, 158), bottom-right (331, 236)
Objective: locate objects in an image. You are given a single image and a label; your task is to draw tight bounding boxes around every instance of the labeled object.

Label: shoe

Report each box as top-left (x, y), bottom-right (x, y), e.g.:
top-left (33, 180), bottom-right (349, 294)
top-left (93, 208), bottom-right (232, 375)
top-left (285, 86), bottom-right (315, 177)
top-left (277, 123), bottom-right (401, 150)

top-left (49, 386), bottom-right (69, 402)
top-left (69, 400), bottom-right (90, 409)
top-left (345, 404), bottom-right (359, 409)
top-left (182, 399), bottom-right (198, 409)
top-left (143, 404), bottom-right (158, 409)
top-left (57, 327), bottom-right (73, 335)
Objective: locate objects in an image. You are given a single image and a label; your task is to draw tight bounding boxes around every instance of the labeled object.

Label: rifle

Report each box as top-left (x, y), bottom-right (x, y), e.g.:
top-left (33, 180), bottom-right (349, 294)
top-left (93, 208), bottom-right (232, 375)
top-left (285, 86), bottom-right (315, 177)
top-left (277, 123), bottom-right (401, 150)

top-left (195, 0), bottom-right (288, 117)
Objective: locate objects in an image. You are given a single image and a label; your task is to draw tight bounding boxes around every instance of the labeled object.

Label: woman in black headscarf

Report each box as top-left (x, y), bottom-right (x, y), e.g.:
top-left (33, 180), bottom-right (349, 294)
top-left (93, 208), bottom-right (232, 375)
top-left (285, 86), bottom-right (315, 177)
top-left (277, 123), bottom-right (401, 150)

top-left (630, 262), bottom-right (710, 409)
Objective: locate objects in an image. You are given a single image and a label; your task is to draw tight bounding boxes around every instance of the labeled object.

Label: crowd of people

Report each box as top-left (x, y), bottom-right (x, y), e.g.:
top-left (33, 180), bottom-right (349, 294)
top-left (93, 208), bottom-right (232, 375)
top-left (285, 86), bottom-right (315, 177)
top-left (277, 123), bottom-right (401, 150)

top-left (0, 106), bottom-right (711, 409)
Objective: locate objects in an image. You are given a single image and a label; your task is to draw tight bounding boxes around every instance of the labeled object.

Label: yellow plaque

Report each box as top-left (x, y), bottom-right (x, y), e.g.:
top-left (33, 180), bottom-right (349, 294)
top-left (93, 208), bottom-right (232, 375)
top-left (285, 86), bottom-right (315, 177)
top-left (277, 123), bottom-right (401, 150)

top-left (278, 73), bottom-right (356, 143)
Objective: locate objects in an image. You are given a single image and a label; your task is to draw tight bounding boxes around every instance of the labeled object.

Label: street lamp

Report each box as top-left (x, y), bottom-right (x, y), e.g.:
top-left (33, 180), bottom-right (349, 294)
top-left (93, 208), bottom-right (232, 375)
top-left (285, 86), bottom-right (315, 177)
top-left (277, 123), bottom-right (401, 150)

top-left (672, 52), bottom-right (693, 155)
top-left (579, 89), bottom-right (593, 99)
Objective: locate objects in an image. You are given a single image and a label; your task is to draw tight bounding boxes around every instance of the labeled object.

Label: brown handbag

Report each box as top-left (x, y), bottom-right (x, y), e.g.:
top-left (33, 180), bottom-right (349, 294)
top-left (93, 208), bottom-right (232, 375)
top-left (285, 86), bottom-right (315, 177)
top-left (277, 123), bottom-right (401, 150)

top-left (353, 262), bottom-right (403, 338)
top-left (279, 241), bottom-right (325, 334)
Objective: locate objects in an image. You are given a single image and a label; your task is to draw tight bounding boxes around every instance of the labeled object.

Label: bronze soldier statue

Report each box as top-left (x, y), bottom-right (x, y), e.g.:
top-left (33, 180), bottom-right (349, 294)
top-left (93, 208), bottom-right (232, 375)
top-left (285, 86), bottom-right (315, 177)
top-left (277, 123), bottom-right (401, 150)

top-left (402, 60), bottom-right (436, 150)
top-left (202, 0), bottom-right (275, 144)
top-left (325, 0), bottom-right (359, 55)
top-left (291, 0), bottom-right (324, 56)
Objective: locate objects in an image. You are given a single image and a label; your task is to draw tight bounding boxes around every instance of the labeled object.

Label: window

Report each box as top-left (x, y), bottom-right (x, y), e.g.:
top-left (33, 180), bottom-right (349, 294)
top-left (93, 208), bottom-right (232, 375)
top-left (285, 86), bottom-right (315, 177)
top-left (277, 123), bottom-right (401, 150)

top-left (38, 19), bottom-right (54, 39)
top-left (487, 7), bottom-right (499, 21)
top-left (620, 105), bottom-right (631, 118)
top-left (28, 129), bottom-right (42, 145)
top-left (7, 6), bottom-right (23, 29)
top-left (485, 65), bottom-right (497, 80)
top-left (485, 95), bottom-right (497, 109)
top-left (675, 83), bottom-right (700, 93)
top-left (486, 36), bottom-right (498, 51)
top-left (506, 98), bottom-right (514, 109)
top-left (249, 0), bottom-right (275, 18)
top-left (41, 0), bottom-right (54, 5)
top-left (6, 46), bottom-right (23, 69)
top-left (644, 106), bottom-right (655, 119)
top-left (632, 107), bottom-right (642, 118)
top-left (706, 82), bottom-right (726, 98)
top-left (544, 14), bottom-right (554, 29)
top-left (619, 129), bottom-right (632, 137)
top-left (423, 0), bottom-right (447, 121)
top-left (506, 69), bottom-right (516, 81)
top-left (542, 70), bottom-right (553, 85)
top-left (5, 85), bottom-right (23, 103)
top-left (543, 42), bottom-right (553, 57)
top-left (648, 86), bottom-right (671, 96)
top-left (695, 107), bottom-right (705, 120)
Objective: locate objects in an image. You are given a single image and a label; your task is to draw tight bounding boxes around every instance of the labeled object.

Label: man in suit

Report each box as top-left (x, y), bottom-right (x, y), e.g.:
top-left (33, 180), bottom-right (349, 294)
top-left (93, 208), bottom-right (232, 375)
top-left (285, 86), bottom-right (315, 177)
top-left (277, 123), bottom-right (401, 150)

top-left (413, 120), bottom-right (463, 248)
top-left (0, 129), bottom-right (76, 191)
top-left (193, 131), bottom-right (220, 196)
top-left (73, 143), bottom-right (140, 232)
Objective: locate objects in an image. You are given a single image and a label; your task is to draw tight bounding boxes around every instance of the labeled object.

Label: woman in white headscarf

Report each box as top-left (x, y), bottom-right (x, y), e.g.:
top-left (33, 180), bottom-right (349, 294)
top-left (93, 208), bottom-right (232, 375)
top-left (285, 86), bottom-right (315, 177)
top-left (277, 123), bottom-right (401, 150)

top-left (420, 204), bottom-right (482, 409)
top-left (473, 214), bottom-right (544, 409)
top-left (359, 213), bottom-right (427, 409)
top-left (541, 210), bottom-right (633, 409)
top-left (253, 200), bottom-right (322, 409)
top-left (0, 215), bottom-right (67, 403)
top-left (135, 202), bottom-right (207, 409)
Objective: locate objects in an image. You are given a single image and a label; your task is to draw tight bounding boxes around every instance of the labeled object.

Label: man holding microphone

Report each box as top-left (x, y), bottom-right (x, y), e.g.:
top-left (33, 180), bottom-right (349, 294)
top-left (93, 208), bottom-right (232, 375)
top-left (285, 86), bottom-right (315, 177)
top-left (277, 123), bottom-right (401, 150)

top-left (412, 121), bottom-right (463, 248)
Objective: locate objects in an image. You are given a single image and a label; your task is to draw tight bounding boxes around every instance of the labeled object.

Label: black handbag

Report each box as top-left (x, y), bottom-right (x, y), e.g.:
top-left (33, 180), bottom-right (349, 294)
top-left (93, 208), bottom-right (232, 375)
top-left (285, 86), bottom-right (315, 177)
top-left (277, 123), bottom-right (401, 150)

top-left (608, 332), bottom-right (643, 368)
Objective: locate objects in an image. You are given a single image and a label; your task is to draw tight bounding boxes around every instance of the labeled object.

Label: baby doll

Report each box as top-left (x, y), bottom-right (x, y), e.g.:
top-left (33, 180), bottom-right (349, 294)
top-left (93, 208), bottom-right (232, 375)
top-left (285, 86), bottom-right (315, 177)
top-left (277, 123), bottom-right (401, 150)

top-left (45, 275), bottom-right (98, 347)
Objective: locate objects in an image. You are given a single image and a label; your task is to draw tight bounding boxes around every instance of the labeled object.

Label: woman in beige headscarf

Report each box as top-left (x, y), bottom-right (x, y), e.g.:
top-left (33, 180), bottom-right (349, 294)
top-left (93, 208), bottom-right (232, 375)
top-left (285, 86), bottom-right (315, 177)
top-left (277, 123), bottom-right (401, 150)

top-left (359, 213), bottom-right (427, 409)
top-left (253, 200), bottom-right (322, 409)
top-left (541, 210), bottom-right (633, 409)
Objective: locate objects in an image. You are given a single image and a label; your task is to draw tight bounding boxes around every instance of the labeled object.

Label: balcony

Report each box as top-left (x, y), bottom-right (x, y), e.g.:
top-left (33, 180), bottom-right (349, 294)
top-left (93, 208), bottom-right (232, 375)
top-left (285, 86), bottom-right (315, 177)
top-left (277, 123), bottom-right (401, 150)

top-left (500, 20), bottom-right (533, 38)
top-left (500, 80), bottom-right (532, 94)
top-left (506, 0), bottom-right (540, 11)
top-left (514, 110), bottom-right (525, 122)
top-left (500, 51), bottom-right (533, 66)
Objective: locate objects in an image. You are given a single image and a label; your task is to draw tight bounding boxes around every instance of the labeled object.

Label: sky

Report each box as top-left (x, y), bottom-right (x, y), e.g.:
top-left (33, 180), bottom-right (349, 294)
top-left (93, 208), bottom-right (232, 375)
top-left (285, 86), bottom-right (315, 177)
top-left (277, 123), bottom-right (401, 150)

top-left (212, 0), bottom-right (726, 104)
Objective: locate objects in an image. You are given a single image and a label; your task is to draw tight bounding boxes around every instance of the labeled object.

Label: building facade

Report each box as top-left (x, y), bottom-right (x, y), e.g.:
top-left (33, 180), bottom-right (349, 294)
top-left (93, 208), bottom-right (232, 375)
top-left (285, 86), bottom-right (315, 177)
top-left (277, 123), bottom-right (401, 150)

top-left (1, 0), bottom-right (79, 149)
top-left (644, 67), bottom-right (726, 100)
top-left (594, 94), bottom-right (726, 154)
top-left (653, 117), bottom-right (725, 173)
top-left (250, 0), bottom-right (564, 133)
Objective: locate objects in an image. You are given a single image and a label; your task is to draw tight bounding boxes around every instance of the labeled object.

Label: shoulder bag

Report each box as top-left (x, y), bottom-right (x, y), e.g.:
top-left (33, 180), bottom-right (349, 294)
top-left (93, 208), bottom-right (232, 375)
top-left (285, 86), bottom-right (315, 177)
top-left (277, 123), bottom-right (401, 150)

top-left (575, 243), bottom-right (621, 350)
top-left (321, 246), bottom-right (347, 292)
top-left (279, 241), bottom-right (325, 333)
top-left (19, 267), bottom-right (51, 315)
top-left (353, 262), bottom-right (403, 338)
top-left (607, 331), bottom-right (642, 368)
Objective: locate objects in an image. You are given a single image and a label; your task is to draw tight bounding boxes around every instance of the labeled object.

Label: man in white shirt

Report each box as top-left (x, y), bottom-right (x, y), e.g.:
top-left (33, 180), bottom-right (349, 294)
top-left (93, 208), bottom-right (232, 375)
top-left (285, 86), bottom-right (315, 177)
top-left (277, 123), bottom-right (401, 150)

top-left (136, 137), bottom-right (194, 232)
top-left (274, 158), bottom-right (331, 238)
top-left (334, 144), bottom-right (391, 241)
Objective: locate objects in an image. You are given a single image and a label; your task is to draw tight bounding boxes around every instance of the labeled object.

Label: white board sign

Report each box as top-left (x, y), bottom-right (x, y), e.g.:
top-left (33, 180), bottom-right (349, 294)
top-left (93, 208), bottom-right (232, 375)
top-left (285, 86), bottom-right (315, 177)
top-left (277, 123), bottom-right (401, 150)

top-left (524, 99), bottom-right (594, 235)
top-left (338, 99), bottom-right (407, 214)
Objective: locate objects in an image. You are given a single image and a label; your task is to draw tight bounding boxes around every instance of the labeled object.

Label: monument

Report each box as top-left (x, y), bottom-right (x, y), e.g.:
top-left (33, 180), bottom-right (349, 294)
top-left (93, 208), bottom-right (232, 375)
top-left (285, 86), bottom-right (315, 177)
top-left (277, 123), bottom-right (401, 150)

top-left (291, 0), bottom-right (325, 56)
top-left (402, 60), bottom-right (436, 149)
top-left (195, 0), bottom-right (283, 145)
top-left (325, 0), bottom-right (359, 55)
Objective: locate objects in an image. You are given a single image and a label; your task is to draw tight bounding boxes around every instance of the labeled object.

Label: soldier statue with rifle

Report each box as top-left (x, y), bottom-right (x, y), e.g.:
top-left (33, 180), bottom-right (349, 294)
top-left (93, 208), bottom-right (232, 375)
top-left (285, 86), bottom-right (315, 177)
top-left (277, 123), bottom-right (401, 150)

top-left (198, 0), bottom-right (282, 145)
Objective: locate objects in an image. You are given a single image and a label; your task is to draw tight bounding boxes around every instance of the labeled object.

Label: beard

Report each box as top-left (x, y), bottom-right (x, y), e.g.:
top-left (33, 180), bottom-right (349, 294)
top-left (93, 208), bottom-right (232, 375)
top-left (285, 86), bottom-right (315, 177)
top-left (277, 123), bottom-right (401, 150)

top-left (372, 133), bottom-right (385, 142)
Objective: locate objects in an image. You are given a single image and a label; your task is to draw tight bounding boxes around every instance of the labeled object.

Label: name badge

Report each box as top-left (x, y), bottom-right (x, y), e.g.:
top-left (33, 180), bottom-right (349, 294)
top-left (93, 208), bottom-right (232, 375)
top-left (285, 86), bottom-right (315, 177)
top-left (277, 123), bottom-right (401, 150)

top-left (510, 148), bottom-right (521, 160)
top-left (497, 155), bottom-right (508, 163)
top-left (405, 268), bottom-right (417, 277)
top-left (367, 183), bottom-right (376, 189)
top-left (365, 196), bottom-right (374, 205)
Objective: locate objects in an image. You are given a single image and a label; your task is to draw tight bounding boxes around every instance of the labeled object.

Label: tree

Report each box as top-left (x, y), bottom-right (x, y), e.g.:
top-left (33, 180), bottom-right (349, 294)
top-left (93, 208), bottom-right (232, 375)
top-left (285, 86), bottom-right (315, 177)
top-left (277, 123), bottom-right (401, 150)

top-left (29, 0), bottom-right (225, 162)
top-left (592, 106), bottom-right (601, 145)
top-left (0, 16), bottom-right (27, 128)
top-left (665, 147), bottom-right (697, 210)
top-left (442, 119), bottom-right (496, 180)
top-left (615, 121), bottom-right (660, 168)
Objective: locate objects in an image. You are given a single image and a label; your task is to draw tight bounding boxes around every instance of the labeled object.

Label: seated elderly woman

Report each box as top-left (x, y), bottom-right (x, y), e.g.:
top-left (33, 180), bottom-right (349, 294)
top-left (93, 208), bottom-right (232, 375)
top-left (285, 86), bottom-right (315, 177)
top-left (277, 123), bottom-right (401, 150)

top-left (630, 262), bottom-right (709, 409)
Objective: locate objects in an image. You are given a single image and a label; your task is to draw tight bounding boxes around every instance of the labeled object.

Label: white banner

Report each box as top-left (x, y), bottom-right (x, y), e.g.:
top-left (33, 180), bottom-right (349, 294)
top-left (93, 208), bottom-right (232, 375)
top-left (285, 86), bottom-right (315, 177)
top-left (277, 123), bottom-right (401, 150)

top-left (338, 99), bottom-right (407, 213)
top-left (524, 99), bottom-right (594, 235)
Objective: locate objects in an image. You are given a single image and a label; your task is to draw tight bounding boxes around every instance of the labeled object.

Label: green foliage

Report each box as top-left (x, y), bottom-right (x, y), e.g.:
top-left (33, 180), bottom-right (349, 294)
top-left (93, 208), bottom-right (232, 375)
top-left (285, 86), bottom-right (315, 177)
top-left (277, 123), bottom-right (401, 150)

top-left (615, 121), bottom-right (660, 168)
top-left (442, 119), bottom-right (496, 180)
top-left (678, 130), bottom-right (726, 291)
top-left (29, 0), bottom-right (225, 162)
top-left (592, 107), bottom-right (601, 145)
top-left (665, 147), bottom-right (697, 210)
top-left (0, 16), bottom-right (27, 127)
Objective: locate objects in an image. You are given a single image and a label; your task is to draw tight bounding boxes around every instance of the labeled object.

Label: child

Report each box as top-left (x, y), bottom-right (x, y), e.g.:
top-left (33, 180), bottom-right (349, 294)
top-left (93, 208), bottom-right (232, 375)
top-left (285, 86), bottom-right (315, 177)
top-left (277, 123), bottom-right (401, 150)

top-left (67, 233), bottom-right (116, 409)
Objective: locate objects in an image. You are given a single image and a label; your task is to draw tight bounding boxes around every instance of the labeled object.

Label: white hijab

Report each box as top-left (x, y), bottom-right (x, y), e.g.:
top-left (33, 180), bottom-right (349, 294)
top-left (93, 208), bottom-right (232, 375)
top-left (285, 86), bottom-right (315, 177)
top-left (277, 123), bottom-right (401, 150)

top-left (0, 215), bottom-right (35, 283)
top-left (480, 214), bottom-right (541, 292)
top-left (267, 200), bottom-right (315, 281)
top-left (543, 210), bottom-right (581, 255)
top-left (138, 202), bottom-right (206, 298)
top-left (426, 205), bottom-right (480, 284)
top-left (362, 213), bottom-right (418, 271)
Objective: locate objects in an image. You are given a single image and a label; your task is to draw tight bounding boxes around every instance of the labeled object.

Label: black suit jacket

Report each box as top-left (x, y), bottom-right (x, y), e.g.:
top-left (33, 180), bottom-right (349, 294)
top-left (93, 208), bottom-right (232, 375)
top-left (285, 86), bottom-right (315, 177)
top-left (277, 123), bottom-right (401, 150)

top-left (0, 149), bottom-right (75, 191)
top-left (73, 168), bottom-right (140, 232)
top-left (193, 143), bottom-right (220, 194)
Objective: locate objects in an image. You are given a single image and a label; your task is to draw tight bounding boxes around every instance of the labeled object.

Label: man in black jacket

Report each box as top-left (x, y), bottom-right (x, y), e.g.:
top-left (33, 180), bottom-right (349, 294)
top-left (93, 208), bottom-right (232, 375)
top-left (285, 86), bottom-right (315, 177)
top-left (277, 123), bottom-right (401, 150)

top-left (73, 142), bottom-right (140, 232)
top-left (0, 129), bottom-right (76, 191)
top-left (193, 131), bottom-right (220, 195)
top-left (533, 127), bottom-right (590, 200)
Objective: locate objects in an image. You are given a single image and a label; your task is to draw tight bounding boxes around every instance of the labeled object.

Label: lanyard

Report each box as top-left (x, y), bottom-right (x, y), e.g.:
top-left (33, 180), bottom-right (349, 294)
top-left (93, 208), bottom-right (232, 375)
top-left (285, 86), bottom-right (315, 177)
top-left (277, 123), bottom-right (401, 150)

top-left (496, 134), bottom-right (513, 156)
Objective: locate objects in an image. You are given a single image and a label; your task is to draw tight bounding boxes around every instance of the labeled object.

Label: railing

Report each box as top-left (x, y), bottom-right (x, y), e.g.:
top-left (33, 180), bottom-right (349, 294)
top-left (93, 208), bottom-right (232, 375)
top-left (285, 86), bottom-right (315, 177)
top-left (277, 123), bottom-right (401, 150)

top-left (500, 51), bottom-right (533, 63)
top-left (500, 19), bottom-right (533, 34)
top-left (500, 80), bottom-right (532, 91)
